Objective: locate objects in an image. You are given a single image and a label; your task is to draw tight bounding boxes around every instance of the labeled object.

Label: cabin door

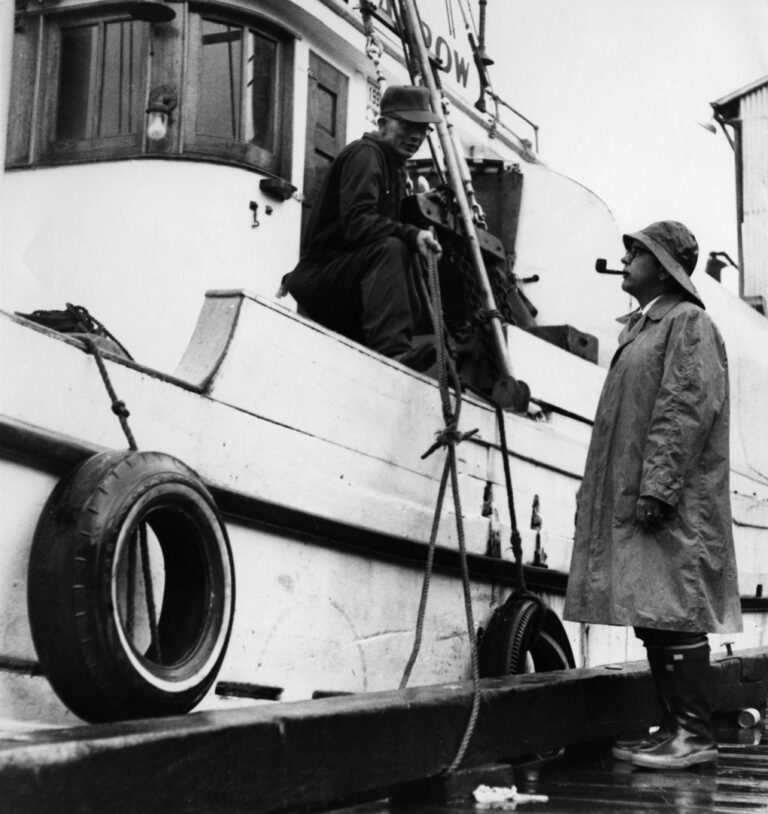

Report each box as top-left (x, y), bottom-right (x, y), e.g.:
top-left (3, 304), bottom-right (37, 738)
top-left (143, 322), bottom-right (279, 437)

top-left (301, 53), bottom-right (349, 243)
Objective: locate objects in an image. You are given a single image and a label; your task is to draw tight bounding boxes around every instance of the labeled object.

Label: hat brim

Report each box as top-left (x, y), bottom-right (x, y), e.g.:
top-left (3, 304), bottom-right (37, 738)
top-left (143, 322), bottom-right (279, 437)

top-left (623, 231), bottom-right (704, 309)
top-left (384, 109), bottom-right (441, 124)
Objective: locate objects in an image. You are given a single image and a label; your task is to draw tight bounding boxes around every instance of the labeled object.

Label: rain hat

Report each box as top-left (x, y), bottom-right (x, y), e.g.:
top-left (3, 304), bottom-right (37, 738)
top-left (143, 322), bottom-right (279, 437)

top-left (380, 85), bottom-right (441, 124)
top-left (622, 220), bottom-right (703, 308)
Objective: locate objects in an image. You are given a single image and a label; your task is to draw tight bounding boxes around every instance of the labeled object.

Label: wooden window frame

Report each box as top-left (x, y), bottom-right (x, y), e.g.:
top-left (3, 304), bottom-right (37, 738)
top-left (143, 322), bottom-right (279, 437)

top-left (6, 2), bottom-right (294, 180)
top-left (37, 10), bottom-right (149, 164)
top-left (183, 8), bottom-right (293, 178)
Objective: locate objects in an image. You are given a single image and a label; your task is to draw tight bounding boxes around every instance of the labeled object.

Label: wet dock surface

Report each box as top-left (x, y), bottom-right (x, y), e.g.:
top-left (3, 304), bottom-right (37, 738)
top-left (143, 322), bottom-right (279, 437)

top-left (327, 720), bottom-right (768, 813)
top-left (2, 656), bottom-right (766, 813)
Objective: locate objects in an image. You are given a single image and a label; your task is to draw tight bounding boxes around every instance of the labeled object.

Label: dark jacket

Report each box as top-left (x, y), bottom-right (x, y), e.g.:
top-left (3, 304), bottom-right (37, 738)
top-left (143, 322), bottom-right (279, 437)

top-left (297, 131), bottom-right (421, 261)
top-left (281, 131), bottom-right (424, 350)
top-left (563, 294), bottom-right (742, 633)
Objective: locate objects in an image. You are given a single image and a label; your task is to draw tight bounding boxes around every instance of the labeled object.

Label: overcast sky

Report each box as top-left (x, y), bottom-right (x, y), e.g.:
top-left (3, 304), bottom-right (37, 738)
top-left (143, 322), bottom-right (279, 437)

top-left (483, 0), bottom-right (768, 280)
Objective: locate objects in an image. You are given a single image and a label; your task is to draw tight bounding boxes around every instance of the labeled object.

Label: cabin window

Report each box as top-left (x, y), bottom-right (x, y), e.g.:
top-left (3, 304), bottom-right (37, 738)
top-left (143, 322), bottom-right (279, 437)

top-left (55, 20), bottom-right (145, 142)
top-left (184, 13), bottom-right (290, 175)
top-left (6, 10), bottom-right (148, 165)
top-left (6, 4), bottom-right (293, 179)
top-left (197, 21), bottom-right (276, 147)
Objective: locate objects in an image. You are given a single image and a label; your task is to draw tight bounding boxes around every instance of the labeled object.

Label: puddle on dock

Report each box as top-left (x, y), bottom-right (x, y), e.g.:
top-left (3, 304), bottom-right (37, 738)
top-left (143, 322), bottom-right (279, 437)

top-left (325, 719), bottom-right (768, 813)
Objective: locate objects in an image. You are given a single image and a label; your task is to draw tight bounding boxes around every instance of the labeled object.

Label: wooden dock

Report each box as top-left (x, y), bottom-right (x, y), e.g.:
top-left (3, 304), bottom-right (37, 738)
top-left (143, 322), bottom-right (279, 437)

top-left (327, 722), bottom-right (768, 813)
top-left (1, 649), bottom-right (766, 813)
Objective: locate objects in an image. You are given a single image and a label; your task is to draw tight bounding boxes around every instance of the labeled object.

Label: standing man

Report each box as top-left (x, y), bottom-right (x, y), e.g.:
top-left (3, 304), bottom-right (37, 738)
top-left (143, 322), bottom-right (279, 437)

top-left (564, 221), bottom-right (742, 769)
top-left (280, 85), bottom-right (442, 370)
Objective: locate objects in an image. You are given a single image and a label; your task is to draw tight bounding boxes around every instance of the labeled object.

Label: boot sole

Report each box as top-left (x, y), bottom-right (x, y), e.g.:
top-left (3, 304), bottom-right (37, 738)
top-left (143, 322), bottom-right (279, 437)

top-left (611, 746), bottom-right (636, 762)
top-left (612, 732), bottom-right (672, 762)
top-left (631, 749), bottom-right (718, 769)
top-left (612, 740), bottom-right (657, 762)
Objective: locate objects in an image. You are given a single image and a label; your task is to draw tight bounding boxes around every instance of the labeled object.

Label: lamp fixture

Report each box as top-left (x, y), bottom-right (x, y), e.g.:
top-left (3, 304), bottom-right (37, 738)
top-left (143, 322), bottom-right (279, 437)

top-left (146, 85), bottom-right (177, 142)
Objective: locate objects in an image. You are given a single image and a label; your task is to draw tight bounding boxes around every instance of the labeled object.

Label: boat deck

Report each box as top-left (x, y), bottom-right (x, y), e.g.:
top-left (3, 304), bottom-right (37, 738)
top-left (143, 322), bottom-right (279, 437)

top-left (328, 719), bottom-right (768, 813)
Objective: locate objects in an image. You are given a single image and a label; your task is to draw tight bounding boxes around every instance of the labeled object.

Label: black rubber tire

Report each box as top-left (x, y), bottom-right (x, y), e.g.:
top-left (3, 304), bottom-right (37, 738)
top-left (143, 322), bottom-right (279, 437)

top-left (479, 593), bottom-right (575, 677)
top-left (28, 450), bottom-right (235, 722)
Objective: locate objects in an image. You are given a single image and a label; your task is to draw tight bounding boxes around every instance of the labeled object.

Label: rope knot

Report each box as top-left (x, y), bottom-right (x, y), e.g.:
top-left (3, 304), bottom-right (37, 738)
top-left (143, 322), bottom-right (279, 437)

top-left (421, 426), bottom-right (479, 459)
top-left (473, 308), bottom-right (502, 325)
top-left (111, 400), bottom-right (130, 418)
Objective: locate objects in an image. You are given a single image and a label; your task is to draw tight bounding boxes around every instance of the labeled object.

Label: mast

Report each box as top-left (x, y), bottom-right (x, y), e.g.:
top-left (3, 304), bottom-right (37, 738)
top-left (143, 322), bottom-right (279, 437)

top-left (396, 0), bottom-right (528, 411)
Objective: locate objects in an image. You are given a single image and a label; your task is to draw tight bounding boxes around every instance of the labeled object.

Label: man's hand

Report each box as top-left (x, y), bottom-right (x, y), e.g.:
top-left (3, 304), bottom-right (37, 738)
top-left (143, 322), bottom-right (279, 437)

top-left (636, 495), bottom-right (669, 529)
top-left (415, 229), bottom-right (442, 260)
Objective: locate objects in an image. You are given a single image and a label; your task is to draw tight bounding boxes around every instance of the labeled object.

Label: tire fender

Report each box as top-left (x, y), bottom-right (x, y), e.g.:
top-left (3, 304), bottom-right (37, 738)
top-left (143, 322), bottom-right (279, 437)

top-left (28, 450), bottom-right (235, 722)
top-left (479, 592), bottom-right (575, 677)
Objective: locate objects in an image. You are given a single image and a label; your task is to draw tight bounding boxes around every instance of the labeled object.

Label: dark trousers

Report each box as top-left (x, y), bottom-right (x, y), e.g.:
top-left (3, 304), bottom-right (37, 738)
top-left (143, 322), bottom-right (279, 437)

top-left (286, 237), bottom-right (422, 357)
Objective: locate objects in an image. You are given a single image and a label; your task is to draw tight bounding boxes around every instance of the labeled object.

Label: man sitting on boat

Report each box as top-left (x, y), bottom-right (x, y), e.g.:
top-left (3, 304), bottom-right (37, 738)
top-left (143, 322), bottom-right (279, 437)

top-left (279, 85), bottom-right (442, 371)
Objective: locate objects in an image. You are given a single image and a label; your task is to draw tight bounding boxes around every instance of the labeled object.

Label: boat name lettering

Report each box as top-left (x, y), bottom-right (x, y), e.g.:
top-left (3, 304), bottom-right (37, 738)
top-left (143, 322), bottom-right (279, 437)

top-left (372, 0), bottom-right (473, 89)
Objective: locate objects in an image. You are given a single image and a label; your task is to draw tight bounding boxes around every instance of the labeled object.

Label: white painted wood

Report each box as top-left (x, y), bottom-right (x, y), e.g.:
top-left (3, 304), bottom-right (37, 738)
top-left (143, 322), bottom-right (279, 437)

top-left (174, 295), bottom-right (243, 389)
top-left (506, 326), bottom-right (604, 421)
top-left (1, 0), bottom-right (766, 731)
top-left (2, 295), bottom-right (767, 727)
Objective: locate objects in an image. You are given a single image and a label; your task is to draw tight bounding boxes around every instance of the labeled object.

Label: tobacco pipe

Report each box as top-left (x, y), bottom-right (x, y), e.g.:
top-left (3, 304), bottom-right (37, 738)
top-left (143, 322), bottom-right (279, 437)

top-left (595, 258), bottom-right (624, 275)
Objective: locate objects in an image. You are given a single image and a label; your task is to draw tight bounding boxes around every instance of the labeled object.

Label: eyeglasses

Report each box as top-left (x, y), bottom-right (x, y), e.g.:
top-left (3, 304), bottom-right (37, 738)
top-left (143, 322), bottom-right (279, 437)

top-left (626, 245), bottom-right (651, 263)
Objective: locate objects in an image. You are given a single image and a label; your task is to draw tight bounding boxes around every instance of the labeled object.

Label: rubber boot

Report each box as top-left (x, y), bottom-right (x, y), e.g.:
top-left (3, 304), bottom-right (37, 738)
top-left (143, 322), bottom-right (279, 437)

top-left (631, 642), bottom-right (717, 769)
top-left (612, 647), bottom-right (676, 761)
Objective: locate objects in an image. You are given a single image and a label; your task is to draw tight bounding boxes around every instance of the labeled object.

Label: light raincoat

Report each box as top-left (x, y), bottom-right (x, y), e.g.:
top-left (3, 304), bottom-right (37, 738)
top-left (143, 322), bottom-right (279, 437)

top-left (564, 294), bottom-right (742, 633)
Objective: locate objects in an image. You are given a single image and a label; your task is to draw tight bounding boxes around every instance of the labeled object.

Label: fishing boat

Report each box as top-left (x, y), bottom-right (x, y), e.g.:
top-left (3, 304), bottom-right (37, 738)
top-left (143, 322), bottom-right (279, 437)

top-left (1, 0), bottom-right (766, 733)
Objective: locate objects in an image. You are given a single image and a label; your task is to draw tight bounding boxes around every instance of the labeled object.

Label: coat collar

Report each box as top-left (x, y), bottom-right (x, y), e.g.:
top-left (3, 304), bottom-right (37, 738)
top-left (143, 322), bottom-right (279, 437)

top-left (614, 293), bottom-right (688, 353)
top-left (616, 292), bottom-right (689, 324)
top-left (362, 131), bottom-right (407, 166)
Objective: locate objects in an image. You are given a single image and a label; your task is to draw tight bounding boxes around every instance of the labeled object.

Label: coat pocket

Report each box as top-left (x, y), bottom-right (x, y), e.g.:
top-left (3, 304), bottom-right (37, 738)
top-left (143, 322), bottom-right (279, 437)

top-left (613, 472), bottom-right (638, 524)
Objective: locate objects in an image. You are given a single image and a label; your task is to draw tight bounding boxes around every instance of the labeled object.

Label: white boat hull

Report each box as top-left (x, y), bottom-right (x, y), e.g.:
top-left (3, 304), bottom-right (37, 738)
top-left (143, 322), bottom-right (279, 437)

top-left (2, 290), bottom-right (766, 725)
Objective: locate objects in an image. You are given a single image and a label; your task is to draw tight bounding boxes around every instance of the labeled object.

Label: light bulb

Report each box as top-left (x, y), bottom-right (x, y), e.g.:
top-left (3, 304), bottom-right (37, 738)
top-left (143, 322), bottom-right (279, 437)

top-left (146, 110), bottom-right (169, 141)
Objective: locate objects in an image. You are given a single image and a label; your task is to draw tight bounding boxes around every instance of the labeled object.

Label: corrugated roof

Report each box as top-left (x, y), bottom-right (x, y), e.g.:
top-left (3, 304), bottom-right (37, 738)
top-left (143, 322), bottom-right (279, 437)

top-left (712, 74), bottom-right (768, 113)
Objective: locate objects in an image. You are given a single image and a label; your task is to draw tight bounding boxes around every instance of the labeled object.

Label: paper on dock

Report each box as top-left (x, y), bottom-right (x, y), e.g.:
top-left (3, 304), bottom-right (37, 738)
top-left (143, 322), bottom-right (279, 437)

top-left (473, 783), bottom-right (549, 810)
